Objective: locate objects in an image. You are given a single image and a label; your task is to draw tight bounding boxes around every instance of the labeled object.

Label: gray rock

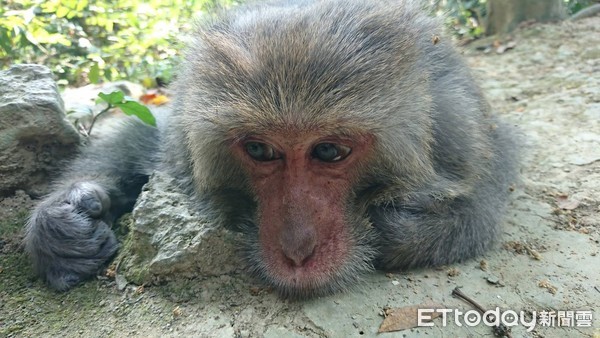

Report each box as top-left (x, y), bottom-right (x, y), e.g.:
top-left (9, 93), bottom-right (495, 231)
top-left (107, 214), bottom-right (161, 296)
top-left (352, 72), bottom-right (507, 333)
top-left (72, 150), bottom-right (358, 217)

top-left (0, 64), bottom-right (80, 197)
top-left (119, 170), bottom-right (241, 284)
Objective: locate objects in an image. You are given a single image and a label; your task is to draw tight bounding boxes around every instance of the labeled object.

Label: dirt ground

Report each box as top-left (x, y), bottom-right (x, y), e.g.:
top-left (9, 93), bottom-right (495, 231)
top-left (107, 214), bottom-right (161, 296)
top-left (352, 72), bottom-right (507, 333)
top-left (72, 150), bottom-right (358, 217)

top-left (1, 16), bottom-right (599, 338)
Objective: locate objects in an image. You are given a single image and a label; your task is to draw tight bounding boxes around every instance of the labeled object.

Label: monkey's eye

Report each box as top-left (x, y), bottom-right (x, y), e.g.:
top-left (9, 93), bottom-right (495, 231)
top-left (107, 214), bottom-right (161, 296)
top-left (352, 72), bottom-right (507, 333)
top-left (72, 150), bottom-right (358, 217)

top-left (312, 143), bottom-right (351, 162)
top-left (245, 141), bottom-right (281, 161)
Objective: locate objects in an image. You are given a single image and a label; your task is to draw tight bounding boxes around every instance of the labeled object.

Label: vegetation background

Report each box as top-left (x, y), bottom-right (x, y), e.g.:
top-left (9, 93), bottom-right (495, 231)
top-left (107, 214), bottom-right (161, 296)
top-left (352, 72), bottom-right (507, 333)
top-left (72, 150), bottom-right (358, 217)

top-left (0, 0), bottom-right (595, 88)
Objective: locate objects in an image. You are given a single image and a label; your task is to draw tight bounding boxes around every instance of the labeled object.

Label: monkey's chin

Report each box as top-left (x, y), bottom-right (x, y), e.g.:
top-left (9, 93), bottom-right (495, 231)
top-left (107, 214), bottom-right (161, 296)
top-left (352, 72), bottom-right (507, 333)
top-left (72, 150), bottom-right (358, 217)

top-left (247, 251), bottom-right (376, 300)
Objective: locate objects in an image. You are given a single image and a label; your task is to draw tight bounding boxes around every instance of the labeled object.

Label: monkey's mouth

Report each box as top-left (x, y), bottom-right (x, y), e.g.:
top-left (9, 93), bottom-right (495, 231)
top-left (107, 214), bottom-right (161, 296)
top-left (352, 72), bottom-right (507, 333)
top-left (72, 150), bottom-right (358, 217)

top-left (243, 234), bottom-right (377, 299)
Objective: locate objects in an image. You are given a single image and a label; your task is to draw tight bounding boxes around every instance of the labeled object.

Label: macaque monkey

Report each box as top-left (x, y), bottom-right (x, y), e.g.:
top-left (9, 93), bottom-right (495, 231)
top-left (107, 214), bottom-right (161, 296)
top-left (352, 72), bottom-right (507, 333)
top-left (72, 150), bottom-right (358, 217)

top-left (25, 0), bottom-right (517, 298)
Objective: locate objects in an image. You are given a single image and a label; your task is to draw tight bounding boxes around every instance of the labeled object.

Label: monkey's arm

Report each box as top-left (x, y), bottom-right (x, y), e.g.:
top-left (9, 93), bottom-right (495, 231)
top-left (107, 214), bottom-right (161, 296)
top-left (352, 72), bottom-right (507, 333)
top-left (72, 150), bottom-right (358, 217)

top-left (25, 118), bottom-right (159, 291)
top-left (371, 186), bottom-right (502, 269)
top-left (372, 122), bottom-right (517, 270)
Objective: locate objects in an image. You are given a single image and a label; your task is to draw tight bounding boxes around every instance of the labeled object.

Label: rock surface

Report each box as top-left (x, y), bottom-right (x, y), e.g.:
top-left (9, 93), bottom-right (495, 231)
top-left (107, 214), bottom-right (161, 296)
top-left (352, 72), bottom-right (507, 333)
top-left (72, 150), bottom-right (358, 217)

top-left (0, 64), bottom-right (80, 197)
top-left (118, 170), bottom-right (242, 285)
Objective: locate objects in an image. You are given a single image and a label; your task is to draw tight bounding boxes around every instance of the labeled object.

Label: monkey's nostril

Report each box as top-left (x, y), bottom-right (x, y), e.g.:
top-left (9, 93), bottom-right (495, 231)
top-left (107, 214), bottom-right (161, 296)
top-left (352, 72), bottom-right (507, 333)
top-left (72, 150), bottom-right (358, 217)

top-left (301, 250), bottom-right (315, 266)
top-left (283, 244), bottom-right (316, 267)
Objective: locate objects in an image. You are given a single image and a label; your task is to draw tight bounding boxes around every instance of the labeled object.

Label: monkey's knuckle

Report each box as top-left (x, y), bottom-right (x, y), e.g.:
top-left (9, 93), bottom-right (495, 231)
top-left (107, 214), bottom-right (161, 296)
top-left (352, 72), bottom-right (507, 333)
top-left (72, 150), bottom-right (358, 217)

top-left (78, 195), bottom-right (103, 216)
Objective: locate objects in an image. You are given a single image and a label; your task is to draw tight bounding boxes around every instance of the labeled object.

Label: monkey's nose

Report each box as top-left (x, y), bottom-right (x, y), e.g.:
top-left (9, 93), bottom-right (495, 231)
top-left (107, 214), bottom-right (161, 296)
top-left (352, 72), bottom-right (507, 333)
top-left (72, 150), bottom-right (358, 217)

top-left (283, 247), bottom-right (316, 267)
top-left (280, 226), bottom-right (317, 267)
top-left (282, 243), bottom-right (316, 267)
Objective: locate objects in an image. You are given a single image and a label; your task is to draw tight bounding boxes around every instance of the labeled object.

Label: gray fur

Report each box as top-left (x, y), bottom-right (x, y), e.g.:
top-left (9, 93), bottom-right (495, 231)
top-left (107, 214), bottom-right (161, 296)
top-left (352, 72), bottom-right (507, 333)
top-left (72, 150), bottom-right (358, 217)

top-left (24, 118), bottom-right (159, 291)
top-left (25, 0), bottom-right (517, 296)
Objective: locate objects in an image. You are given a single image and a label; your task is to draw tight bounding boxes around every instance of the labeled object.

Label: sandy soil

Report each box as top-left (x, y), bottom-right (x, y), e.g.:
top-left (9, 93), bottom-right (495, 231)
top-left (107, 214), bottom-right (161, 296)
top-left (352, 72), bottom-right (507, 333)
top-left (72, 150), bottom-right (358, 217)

top-left (1, 16), bottom-right (599, 338)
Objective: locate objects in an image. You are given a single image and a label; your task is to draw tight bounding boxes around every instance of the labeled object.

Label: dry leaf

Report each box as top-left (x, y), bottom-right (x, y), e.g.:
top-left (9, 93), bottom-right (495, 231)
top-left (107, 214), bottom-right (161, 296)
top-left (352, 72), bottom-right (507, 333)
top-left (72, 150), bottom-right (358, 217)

top-left (495, 40), bottom-right (517, 54)
top-left (105, 264), bottom-right (116, 278)
top-left (447, 267), bottom-right (460, 277)
top-left (556, 195), bottom-right (580, 210)
top-left (538, 279), bottom-right (557, 295)
top-left (148, 94), bottom-right (170, 105)
top-left (140, 92), bottom-right (157, 104)
top-left (378, 303), bottom-right (444, 333)
top-left (140, 92), bottom-right (170, 106)
top-left (479, 259), bottom-right (488, 271)
top-left (525, 246), bottom-right (542, 260)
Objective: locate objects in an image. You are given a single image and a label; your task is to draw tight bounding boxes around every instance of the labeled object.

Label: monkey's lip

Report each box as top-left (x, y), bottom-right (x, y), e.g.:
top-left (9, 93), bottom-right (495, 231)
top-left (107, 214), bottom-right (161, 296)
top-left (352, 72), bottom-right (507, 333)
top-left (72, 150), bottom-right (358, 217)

top-left (278, 254), bottom-right (329, 276)
top-left (264, 250), bottom-right (346, 290)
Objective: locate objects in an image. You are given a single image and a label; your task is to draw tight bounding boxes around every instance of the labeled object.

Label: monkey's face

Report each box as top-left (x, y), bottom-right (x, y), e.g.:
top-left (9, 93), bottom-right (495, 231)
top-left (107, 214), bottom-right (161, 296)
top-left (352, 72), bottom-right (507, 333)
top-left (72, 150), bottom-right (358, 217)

top-left (231, 130), bottom-right (377, 298)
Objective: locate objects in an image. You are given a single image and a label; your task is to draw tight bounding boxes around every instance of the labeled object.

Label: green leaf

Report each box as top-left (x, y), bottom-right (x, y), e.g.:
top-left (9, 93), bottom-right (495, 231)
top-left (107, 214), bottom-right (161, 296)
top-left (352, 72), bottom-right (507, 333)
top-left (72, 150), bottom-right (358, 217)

top-left (97, 91), bottom-right (156, 127)
top-left (98, 91), bottom-right (125, 105)
top-left (114, 100), bottom-right (157, 127)
top-left (56, 7), bottom-right (70, 18)
top-left (89, 63), bottom-right (100, 84)
top-left (105, 67), bottom-right (114, 81)
top-left (76, 0), bottom-right (88, 12)
top-left (0, 29), bottom-right (12, 54)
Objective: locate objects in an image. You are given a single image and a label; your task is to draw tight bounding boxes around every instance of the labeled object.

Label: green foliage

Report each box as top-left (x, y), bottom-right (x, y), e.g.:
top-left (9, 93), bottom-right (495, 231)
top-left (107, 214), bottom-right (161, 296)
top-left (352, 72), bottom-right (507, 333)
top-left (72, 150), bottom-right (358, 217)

top-left (565, 0), bottom-right (595, 14)
top-left (0, 0), bottom-right (239, 86)
top-left (430, 0), bottom-right (488, 39)
top-left (432, 0), bottom-right (596, 39)
top-left (1, 0), bottom-right (594, 85)
top-left (97, 91), bottom-right (156, 127)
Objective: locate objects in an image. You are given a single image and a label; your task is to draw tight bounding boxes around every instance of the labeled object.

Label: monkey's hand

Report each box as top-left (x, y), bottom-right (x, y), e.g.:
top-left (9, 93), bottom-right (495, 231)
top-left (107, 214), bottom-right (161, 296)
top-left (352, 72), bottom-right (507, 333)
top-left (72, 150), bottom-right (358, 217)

top-left (24, 181), bottom-right (118, 291)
